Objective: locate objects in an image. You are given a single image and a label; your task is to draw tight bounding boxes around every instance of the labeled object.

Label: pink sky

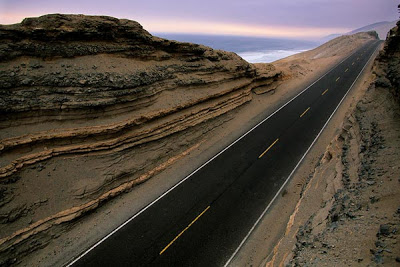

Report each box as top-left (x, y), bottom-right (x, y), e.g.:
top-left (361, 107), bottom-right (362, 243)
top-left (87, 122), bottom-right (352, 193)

top-left (0, 0), bottom-right (398, 39)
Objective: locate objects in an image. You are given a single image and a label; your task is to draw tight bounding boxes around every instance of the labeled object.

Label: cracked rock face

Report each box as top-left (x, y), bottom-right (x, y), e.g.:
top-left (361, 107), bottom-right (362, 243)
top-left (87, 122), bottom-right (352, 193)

top-left (0, 14), bottom-right (282, 265)
top-left (0, 14), bottom-right (264, 116)
top-left (375, 20), bottom-right (400, 102)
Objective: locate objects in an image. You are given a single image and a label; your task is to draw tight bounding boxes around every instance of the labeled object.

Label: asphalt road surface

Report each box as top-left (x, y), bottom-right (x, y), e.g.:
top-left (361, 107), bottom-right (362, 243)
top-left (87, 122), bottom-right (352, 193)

top-left (69, 40), bottom-right (382, 267)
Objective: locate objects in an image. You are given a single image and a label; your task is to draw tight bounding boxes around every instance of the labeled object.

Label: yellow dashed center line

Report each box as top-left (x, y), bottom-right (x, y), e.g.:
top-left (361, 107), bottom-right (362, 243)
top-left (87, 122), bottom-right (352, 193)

top-left (345, 68), bottom-right (348, 72)
top-left (336, 77), bottom-right (340, 82)
top-left (322, 89), bottom-right (329, 95)
top-left (300, 107), bottom-right (310, 118)
top-left (259, 138), bottom-right (279, 159)
top-left (160, 206), bottom-right (210, 255)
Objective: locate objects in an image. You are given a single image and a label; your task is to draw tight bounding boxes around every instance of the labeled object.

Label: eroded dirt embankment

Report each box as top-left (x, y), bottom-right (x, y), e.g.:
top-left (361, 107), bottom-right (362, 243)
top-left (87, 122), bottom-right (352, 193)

top-left (0, 14), bottom-right (377, 266)
top-left (265, 22), bottom-right (400, 267)
top-left (0, 14), bottom-right (282, 265)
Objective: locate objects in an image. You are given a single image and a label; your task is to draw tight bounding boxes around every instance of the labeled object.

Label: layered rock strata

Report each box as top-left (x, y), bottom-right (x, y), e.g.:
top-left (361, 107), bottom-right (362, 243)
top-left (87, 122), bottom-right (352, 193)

top-left (375, 20), bottom-right (400, 101)
top-left (0, 14), bottom-right (281, 264)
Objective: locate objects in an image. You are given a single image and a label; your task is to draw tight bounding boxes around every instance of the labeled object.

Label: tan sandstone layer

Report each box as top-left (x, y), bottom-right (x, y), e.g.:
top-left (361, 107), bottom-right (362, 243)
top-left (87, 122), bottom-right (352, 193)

top-left (0, 14), bottom-right (377, 266)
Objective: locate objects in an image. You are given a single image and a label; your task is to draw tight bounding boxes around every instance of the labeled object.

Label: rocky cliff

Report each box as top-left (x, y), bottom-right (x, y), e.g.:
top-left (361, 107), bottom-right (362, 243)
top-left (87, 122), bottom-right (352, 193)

top-left (375, 20), bottom-right (400, 102)
top-left (0, 14), bottom-right (281, 265)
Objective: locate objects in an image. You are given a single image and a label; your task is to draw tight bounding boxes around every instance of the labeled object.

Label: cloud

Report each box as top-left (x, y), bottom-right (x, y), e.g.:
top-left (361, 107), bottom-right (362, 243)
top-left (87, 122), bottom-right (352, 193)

top-left (0, 0), bottom-right (398, 38)
top-left (142, 18), bottom-right (349, 39)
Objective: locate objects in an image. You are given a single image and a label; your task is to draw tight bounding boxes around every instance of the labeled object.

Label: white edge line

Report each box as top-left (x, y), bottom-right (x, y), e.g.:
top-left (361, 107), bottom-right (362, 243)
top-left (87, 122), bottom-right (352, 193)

top-left (223, 41), bottom-right (380, 267)
top-left (65, 41), bottom-right (374, 266)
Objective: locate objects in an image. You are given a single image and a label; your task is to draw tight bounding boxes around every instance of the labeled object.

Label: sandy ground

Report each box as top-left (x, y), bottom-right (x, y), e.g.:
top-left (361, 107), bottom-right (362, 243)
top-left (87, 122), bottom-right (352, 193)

top-left (12, 33), bottom-right (376, 266)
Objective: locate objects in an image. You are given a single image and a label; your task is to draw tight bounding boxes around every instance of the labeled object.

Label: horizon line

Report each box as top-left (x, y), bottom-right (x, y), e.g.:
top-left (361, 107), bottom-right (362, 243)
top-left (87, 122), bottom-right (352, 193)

top-left (0, 12), bottom-right (350, 39)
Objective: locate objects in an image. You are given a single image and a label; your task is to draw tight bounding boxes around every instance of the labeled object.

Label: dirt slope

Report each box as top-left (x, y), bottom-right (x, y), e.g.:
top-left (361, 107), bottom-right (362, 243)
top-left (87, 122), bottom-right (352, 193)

top-left (0, 14), bottom-right (377, 266)
top-left (0, 14), bottom-right (282, 265)
top-left (264, 21), bottom-right (400, 267)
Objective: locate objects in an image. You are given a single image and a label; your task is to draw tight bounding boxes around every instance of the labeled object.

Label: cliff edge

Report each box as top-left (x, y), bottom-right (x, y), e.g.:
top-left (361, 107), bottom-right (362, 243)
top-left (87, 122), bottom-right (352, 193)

top-left (0, 14), bottom-right (378, 266)
top-left (0, 14), bottom-right (280, 265)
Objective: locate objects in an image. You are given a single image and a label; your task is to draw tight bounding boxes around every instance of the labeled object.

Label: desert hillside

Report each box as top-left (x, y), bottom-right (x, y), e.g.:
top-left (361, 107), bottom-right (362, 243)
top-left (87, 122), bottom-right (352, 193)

top-left (322, 20), bottom-right (397, 42)
top-left (0, 14), bottom-right (280, 266)
top-left (348, 20), bottom-right (398, 40)
top-left (264, 21), bottom-right (400, 267)
top-left (0, 14), bottom-right (377, 266)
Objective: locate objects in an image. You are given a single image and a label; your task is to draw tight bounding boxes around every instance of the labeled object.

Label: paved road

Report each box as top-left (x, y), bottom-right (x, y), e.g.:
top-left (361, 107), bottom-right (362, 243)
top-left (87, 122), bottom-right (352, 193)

top-left (69, 40), bottom-right (381, 267)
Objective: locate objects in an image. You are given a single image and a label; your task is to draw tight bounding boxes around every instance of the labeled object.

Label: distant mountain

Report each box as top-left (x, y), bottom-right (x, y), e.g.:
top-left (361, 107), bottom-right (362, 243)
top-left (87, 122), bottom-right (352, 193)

top-left (349, 21), bottom-right (398, 39)
top-left (321, 20), bottom-right (398, 42)
top-left (320, 33), bottom-right (341, 43)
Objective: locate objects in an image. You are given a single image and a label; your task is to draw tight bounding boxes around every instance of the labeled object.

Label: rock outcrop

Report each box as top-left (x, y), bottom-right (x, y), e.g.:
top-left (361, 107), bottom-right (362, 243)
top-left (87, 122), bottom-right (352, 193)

top-left (0, 14), bottom-right (281, 265)
top-left (375, 20), bottom-right (400, 102)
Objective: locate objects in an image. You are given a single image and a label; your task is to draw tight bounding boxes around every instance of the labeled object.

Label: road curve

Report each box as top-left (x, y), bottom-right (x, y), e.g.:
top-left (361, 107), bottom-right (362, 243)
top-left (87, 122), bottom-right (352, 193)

top-left (68, 40), bottom-right (382, 267)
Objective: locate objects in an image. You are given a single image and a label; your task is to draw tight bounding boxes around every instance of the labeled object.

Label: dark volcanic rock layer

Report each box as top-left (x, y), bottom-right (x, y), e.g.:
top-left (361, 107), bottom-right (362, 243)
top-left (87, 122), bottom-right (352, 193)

top-left (0, 14), bottom-right (281, 265)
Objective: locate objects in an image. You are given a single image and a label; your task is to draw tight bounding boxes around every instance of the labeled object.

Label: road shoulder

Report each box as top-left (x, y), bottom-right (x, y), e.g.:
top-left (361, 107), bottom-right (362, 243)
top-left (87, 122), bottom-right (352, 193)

top-left (231, 42), bottom-right (385, 266)
top-left (21, 36), bottom-right (376, 267)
